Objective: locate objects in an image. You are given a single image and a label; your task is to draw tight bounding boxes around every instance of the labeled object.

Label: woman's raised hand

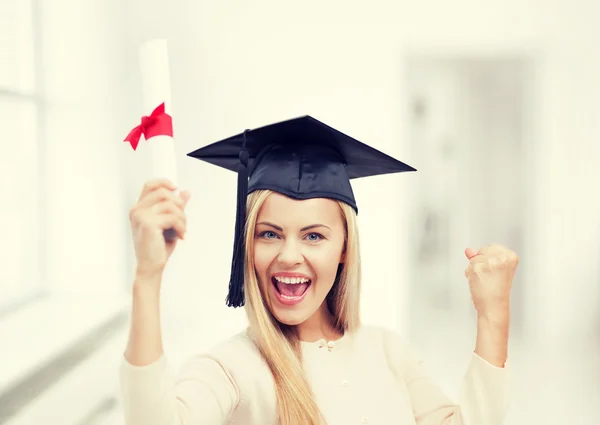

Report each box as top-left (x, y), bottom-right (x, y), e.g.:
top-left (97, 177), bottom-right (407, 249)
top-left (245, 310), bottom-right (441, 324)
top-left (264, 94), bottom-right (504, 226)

top-left (129, 179), bottom-right (191, 280)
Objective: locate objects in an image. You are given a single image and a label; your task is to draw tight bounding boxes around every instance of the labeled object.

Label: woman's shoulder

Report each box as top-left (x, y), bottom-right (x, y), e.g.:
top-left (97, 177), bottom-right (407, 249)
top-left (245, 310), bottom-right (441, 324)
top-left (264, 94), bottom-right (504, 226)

top-left (201, 328), bottom-right (271, 381)
top-left (204, 328), bottom-right (262, 362)
top-left (201, 329), bottom-right (277, 406)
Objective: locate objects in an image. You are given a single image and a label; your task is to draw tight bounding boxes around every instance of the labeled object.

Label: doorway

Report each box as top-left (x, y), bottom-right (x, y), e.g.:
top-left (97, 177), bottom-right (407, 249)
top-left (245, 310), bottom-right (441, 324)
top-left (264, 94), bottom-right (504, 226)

top-left (402, 54), bottom-right (538, 344)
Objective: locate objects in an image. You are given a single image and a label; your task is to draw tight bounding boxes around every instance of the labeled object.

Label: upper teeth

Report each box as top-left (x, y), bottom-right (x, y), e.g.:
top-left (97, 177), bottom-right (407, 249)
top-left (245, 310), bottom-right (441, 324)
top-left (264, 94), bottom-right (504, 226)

top-left (274, 276), bottom-right (310, 284)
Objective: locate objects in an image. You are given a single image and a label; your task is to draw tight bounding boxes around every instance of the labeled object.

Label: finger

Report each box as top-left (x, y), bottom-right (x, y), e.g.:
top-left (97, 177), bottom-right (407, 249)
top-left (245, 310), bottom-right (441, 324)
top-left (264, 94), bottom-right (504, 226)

top-left (495, 254), bottom-right (509, 266)
top-left (507, 251), bottom-right (519, 267)
top-left (139, 187), bottom-right (185, 210)
top-left (151, 198), bottom-right (186, 215)
top-left (132, 208), bottom-right (186, 240)
top-left (474, 262), bottom-right (491, 275)
top-left (157, 213), bottom-right (186, 239)
top-left (469, 255), bottom-right (488, 264)
top-left (138, 179), bottom-right (178, 202)
top-left (465, 247), bottom-right (479, 260)
top-left (478, 244), bottom-right (504, 256)
top-left (153, 202), bottom-right (187, 230)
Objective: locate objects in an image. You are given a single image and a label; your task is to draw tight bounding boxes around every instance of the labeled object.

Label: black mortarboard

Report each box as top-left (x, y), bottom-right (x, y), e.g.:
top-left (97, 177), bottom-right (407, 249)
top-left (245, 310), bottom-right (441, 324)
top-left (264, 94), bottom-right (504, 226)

top-left (187, 115), bottom-right (416, 307)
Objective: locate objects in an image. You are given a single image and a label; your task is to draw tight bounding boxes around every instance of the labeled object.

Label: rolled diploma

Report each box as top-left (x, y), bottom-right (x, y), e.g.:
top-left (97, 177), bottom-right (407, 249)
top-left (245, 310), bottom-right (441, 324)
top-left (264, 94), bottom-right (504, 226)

top-left (139, 39), bottom-right (178, 188)
top-left (139, 39), bottom-right (179, 241)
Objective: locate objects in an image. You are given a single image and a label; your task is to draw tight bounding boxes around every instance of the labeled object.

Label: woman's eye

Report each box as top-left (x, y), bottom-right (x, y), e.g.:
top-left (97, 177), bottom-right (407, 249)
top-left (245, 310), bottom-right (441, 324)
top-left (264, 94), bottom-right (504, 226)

top-left (305, 233), bottom-right (324, 242)
top-left (259, 231), bottom-right (278, 239)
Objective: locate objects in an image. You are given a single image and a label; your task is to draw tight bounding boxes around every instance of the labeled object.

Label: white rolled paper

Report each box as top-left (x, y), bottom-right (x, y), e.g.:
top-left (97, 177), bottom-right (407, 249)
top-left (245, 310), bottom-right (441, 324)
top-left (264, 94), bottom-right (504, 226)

top-left (139, 38), bottom-right (178, 187)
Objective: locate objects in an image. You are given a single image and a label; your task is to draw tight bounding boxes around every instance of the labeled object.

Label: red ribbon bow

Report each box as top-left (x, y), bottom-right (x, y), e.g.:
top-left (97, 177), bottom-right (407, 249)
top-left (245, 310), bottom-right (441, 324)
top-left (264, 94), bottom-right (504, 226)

top-left (124, 103), bottom-right (173, 151)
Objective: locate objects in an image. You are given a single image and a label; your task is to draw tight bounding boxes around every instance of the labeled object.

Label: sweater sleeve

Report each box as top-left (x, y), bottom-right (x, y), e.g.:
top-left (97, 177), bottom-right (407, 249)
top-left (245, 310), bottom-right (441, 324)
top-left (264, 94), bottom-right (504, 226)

top-left (384, 331), bottom-right (512, 425)
top-left (119, 353), bottom-right (239, 425)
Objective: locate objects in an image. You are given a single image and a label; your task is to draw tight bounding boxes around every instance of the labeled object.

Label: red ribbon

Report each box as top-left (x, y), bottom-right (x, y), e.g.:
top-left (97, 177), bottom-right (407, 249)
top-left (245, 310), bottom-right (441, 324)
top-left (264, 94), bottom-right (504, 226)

top-left (124, 103), bottom-right (173, 151)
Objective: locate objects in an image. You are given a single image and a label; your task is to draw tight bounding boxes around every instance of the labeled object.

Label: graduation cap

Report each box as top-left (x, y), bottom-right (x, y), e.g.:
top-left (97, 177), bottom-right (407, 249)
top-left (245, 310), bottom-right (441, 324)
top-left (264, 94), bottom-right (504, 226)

top-left (187, 115), bottom-right (416, 307)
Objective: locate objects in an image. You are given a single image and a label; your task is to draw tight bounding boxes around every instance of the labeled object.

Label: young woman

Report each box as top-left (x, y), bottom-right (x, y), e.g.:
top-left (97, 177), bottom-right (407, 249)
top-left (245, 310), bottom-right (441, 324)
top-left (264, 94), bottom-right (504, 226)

top-left (120, 116), bottom-right (516, 425)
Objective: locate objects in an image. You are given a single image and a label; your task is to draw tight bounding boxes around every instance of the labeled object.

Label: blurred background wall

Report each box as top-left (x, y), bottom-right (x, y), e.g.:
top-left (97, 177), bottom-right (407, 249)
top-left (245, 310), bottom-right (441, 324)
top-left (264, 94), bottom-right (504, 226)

top-left (1, 0), bottom-right (599, 424)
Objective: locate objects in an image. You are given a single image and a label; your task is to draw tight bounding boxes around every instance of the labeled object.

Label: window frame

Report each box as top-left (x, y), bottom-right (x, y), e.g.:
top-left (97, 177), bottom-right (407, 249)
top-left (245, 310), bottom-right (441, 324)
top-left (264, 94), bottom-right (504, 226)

top-left (0, 0), bottom-right (47, 313)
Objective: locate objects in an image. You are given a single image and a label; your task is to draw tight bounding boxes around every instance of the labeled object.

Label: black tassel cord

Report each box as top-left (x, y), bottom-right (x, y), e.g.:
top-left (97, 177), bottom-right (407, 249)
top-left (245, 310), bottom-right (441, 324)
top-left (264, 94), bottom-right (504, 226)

top-left (226, 130), bottom-right (250, 307)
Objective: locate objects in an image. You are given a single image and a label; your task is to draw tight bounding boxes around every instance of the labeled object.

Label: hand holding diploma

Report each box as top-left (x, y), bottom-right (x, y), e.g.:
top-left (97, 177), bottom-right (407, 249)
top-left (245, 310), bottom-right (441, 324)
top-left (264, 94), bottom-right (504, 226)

top-left (129, 178), bottom-right (191, 282)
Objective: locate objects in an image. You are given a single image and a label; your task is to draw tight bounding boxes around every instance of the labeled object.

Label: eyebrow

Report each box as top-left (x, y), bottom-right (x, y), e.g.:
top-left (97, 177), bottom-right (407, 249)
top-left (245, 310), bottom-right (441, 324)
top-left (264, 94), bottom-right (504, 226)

top-left (257, 222), bottom-right (331, 232)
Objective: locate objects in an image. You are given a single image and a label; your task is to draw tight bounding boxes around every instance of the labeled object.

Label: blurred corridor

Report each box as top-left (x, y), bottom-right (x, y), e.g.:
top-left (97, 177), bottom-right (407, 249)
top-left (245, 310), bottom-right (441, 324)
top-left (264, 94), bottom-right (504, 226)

top-left (1, 0), bottom-right (599, 424)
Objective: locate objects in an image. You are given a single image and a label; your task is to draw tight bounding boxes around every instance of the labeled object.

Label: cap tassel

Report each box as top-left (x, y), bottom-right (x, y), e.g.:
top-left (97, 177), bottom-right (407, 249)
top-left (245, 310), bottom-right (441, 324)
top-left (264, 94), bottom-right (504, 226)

top-left (226, 130), bottom-right (250, 307)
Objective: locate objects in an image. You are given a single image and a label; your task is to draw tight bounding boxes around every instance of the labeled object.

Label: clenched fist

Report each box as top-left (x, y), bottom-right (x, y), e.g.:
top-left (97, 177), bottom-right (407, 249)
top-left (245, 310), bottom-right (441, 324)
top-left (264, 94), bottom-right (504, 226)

top-left (129, 178), bottom-right (191, 280)
top-left (464, 244), bottom-right (518, 319)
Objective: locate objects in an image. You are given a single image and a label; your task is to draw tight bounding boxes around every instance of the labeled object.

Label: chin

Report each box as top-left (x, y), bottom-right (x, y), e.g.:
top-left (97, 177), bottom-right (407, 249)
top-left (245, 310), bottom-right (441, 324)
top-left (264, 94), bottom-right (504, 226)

top-left (271, 307), bottom-right (312, 326)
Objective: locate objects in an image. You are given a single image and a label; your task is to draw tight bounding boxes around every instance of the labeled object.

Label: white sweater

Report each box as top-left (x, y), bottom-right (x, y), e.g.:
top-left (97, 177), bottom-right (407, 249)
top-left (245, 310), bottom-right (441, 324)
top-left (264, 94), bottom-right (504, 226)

top-left (119, 325), bottom-right (511, 425)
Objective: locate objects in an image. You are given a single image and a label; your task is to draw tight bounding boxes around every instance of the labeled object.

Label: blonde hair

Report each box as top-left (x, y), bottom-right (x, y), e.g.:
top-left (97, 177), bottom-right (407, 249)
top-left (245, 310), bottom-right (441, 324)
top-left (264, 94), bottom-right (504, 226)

top-left (243, 190), bottom-right (361, 425)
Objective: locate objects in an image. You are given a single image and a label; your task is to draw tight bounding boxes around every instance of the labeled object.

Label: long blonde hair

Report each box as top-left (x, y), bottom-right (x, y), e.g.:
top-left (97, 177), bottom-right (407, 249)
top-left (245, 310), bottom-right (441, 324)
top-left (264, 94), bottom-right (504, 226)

top-left (243, 189), bottom-right (361, 425)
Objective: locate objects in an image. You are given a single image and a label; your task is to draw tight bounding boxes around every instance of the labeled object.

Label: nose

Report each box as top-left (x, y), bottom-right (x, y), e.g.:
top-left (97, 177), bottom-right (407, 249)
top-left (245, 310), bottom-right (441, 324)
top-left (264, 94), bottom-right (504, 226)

top-left (277, 239), bottom-right (304, 266)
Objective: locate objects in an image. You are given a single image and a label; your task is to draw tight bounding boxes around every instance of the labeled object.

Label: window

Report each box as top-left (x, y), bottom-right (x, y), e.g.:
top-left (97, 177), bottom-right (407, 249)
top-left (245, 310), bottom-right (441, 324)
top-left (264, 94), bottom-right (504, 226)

top-left (0, 0), bottom-right (43, 310)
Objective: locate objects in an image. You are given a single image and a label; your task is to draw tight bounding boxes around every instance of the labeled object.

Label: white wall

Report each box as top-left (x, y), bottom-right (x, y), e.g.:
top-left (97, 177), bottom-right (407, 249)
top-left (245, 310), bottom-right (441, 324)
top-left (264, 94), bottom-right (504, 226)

top-left (36, 0), bottom-right (600, 348)
top-left (115, 0), bottom-right (600, 347)
top-left (23, 1), bottom-right (599, 423)
top-left (41, 0), bottom-right (132, 296)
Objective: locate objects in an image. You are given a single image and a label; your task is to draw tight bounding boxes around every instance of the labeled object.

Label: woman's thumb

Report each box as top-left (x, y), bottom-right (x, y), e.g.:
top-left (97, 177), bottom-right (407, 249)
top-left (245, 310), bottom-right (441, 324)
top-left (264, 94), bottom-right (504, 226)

top-left (465, 247), bottom-right (479, 260)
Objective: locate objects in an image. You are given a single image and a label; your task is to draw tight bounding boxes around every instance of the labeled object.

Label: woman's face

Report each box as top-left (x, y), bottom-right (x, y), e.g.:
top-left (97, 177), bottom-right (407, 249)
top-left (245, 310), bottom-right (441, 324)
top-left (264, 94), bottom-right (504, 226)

top-left (253, 192), bottom-right (346, 327)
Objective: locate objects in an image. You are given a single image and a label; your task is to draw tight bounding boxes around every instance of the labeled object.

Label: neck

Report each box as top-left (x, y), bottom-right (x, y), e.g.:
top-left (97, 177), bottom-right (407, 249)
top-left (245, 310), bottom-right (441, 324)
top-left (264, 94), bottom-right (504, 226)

top-left (296, 302), bottom-right (343, 342)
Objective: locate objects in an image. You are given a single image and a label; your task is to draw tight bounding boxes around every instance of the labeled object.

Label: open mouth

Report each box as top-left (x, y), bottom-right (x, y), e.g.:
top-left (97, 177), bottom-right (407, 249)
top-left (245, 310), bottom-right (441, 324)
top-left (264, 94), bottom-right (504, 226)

top-left (271, 276), bottom-right (312, 304)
